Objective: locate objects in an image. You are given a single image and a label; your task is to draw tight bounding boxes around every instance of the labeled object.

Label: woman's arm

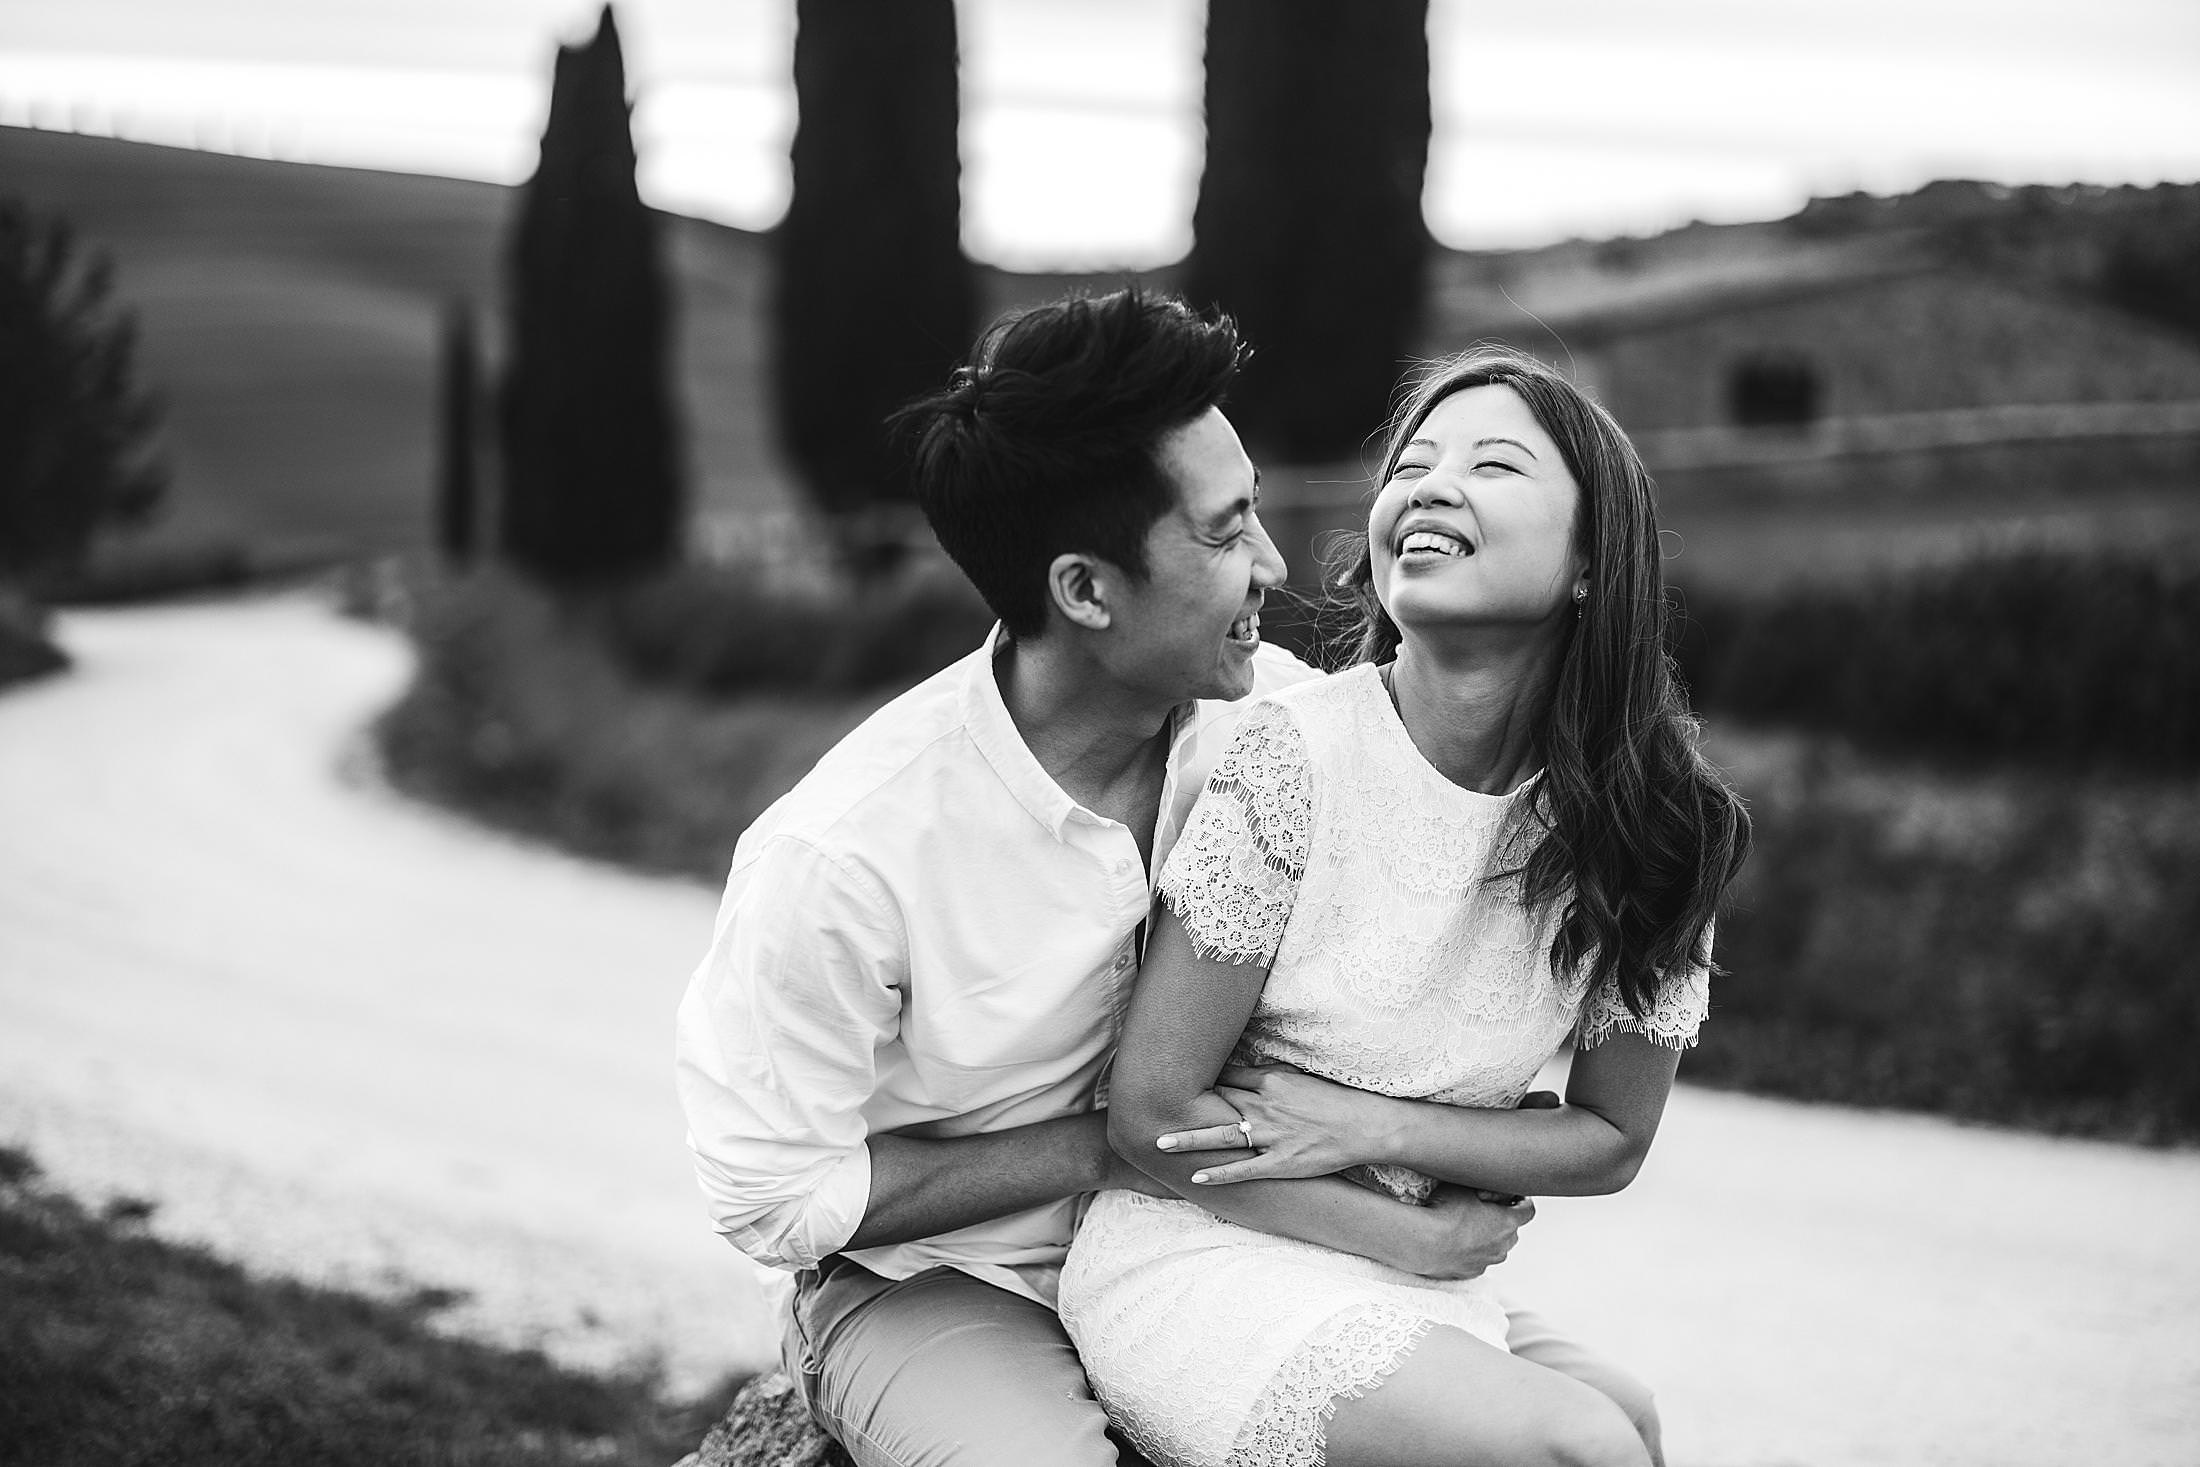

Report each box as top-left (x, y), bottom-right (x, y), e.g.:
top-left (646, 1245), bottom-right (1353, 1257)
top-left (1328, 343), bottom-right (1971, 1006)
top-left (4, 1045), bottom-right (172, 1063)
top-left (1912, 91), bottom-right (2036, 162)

top-left (1108, 908), bottom-right (1533, 1279)
top-left (1156, 1032), bottom-right (1682, 1197)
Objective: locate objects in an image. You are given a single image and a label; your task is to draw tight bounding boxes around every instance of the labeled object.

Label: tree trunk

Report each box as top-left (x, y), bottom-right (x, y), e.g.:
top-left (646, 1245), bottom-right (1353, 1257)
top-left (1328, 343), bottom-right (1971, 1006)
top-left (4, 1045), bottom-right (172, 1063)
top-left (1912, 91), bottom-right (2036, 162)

top-left (435, 299), bottom-right (481, 565)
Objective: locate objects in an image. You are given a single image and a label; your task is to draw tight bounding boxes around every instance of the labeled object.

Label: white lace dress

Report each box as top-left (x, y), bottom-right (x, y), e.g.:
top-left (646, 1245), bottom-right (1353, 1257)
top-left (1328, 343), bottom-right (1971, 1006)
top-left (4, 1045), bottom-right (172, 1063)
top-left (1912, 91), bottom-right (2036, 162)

top-left (1057, 664), bottom-right (1708, 1467)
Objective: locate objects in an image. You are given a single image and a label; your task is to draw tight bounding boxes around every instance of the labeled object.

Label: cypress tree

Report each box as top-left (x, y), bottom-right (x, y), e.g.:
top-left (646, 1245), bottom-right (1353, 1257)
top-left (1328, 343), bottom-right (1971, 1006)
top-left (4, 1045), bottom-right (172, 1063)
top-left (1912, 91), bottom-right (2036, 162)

top-left (1187, 0), bottom-right (1432, 462)
top-left (434, 299), bottom-right (481, 565)
top-left (500, 4), bottom-right (682, 586)
top-left (0, 197), bottom-right (165, 583)
top-left (774, 0), bottom-right (971, 549)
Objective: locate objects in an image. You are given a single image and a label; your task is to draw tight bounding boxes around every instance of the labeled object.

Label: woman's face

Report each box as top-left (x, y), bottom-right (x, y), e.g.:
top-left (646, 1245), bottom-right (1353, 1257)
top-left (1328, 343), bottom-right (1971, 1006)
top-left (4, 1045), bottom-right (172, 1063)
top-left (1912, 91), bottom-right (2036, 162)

top-left (1368, 384), bottom-right (1587, 640)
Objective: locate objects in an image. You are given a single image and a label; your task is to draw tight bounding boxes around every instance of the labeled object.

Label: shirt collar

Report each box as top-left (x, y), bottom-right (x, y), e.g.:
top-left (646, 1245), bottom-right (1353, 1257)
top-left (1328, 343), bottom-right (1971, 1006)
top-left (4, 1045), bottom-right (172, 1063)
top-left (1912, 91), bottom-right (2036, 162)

top-left (960, 624), bottom-right (1196, 842)
top-left (961, 625), bottom-right (1080, 839)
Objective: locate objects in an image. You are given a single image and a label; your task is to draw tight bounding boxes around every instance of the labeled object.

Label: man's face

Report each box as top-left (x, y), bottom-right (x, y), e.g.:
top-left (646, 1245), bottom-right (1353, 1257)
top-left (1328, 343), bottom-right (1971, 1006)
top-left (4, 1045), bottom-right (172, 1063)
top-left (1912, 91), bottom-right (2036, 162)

top-left (1101, 407), bottom-right (1288, 704)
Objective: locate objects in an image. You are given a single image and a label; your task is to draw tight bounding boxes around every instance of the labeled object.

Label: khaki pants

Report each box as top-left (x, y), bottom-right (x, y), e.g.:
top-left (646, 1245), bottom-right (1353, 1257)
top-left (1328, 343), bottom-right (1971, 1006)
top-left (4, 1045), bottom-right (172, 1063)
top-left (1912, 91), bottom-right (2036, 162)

top-left (785, 1256), bottom-right (1661, 1467)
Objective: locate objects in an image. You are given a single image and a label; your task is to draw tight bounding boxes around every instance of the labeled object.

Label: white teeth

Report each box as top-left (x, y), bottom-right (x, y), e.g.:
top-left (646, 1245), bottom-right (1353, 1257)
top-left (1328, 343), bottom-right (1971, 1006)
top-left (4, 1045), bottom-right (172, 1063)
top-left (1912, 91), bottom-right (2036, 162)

top-left (1401, 530), bottom-right (1467, 557)
top-left (1229, 612), bottom-right (1261, 641)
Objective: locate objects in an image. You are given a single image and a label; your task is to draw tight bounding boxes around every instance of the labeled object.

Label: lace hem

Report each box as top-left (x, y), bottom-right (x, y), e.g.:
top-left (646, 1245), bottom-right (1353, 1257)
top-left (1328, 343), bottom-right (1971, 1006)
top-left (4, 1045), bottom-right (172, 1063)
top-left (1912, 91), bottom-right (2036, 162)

top-left (1226, 1304), bottom-right (1432, 1467)
top-left (1575, 945), bottom-right (1712, 1052)
top-left (1577, 1005), bottom-right (1703, 1050)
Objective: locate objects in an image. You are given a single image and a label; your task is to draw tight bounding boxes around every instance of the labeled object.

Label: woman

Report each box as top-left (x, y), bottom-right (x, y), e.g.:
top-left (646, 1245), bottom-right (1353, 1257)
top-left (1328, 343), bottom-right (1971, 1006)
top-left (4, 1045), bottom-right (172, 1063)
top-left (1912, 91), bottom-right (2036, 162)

top-left (1057, 350), bottom-right (1751, 1467)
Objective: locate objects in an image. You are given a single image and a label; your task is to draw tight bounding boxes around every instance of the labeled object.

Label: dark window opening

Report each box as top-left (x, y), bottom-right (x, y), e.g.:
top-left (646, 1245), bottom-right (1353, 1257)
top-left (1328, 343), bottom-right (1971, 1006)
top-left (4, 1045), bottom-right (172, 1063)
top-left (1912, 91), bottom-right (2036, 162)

top-left (1729, 355), bottom-right (1822, 428)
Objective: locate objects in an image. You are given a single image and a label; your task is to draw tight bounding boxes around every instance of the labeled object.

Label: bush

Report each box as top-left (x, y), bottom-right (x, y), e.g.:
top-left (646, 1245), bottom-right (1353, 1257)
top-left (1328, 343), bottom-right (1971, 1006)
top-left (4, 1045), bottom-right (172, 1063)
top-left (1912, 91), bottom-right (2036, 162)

top-left (36, 537), bottom-right (260, 605)
top-left (0, 586), bottom-right (65, 689)
top-left (1693, 730), bottom-right (2200, 1143)
top-left (1677, 545), bottom-right (2200, 772)
top-left (376, 570), bottom-right (898, 879)
top-left (588, 558), bottom-right (994, 698)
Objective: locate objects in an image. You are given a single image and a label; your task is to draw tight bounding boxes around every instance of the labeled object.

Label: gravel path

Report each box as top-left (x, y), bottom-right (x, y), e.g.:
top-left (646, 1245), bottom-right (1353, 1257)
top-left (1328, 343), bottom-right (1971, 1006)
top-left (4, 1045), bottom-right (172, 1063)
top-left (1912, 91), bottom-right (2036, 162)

top-left (2, 593), bottom-right (2195, 1463)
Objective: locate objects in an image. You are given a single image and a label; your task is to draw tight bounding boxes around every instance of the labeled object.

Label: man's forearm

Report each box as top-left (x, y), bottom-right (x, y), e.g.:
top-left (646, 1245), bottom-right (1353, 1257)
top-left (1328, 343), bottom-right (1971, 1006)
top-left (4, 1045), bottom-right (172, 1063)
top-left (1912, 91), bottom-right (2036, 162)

top-left (841, 1111), bottom-right (1119, 1252)
top-left (1108, 1100), bottom-right (1451, 1275)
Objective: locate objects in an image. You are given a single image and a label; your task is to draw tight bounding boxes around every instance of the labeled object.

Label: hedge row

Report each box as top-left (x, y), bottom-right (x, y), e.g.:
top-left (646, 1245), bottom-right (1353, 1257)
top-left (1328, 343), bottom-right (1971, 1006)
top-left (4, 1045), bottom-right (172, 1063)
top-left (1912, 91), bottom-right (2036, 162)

top-left (379, 567), bottom-right (2200, 1142)
top-left (590, 558), bottom-right (993, 698)
top-left (1673, 544), bottom-right (2200, 773)
top-left (375, 571), bottom-right (883, 880)
top-left (1692, 730), bottom-right (2200, 1144)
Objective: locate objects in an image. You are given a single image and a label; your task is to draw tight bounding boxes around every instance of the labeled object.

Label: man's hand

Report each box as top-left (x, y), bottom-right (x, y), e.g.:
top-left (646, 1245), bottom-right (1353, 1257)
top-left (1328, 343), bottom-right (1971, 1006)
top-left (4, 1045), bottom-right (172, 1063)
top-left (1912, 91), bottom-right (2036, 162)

top-left (1397, 1185), bottom-right (1536, 1280)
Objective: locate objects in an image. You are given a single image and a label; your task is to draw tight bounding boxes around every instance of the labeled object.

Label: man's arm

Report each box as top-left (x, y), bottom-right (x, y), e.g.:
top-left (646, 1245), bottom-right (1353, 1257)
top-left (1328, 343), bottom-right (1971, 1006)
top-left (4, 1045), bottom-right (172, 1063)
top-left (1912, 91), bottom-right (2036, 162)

top-left (847, 1112), bottom-right (1155, 1251)
top-left (677, 834), bottom-right (1152, 1267)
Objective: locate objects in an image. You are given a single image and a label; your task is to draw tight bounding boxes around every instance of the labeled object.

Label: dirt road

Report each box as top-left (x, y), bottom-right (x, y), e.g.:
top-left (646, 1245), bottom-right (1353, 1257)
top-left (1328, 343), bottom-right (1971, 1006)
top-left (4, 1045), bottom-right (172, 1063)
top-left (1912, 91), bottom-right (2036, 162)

top-left (2, 594), bottom-right (2195, 1463)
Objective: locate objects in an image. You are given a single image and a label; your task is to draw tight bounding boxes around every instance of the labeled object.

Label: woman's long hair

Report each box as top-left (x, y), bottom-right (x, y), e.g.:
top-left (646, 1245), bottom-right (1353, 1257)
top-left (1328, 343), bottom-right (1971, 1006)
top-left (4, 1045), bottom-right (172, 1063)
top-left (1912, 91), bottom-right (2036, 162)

top-left (1333, 349), bottom-right (1751, 1016)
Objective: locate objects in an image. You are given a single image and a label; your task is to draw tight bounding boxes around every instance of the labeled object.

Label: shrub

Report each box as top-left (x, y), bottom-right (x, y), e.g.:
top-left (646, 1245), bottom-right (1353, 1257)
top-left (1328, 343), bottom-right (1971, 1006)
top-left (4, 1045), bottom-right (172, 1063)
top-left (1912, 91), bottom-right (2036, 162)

top-left (0, 586), bottom-right (65, 689)
top-left (36, 537), bottom-right (260, 605)
top-left (1678, 545), bottom-right (2200, 772)
top-left (376, 570), bottom-right (895, 879)
top-left (1693, 730), bottom-right (2200, 1143)
top-left (588, 558), bottom-right (994, 698)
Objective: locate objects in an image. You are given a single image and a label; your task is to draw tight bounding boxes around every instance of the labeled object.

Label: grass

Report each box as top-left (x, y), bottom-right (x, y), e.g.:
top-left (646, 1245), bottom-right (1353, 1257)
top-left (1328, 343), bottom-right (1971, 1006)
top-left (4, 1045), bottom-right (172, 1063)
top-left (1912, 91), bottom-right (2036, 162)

top-left (0, 1146), bottom-right (738, 1467)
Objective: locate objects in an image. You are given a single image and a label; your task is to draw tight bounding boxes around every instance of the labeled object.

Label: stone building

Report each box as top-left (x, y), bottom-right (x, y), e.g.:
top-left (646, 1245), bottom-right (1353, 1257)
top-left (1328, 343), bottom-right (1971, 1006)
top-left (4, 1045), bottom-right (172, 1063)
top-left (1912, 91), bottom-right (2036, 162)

top-left (1531, 264), bottom-right (2200, 500)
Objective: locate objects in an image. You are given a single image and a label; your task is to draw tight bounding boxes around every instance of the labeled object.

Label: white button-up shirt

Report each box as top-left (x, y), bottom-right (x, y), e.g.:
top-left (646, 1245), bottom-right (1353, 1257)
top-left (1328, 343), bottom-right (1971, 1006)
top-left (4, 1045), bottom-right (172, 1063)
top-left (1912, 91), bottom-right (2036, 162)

top-left (675, 630), bottom-right (1317, 1305)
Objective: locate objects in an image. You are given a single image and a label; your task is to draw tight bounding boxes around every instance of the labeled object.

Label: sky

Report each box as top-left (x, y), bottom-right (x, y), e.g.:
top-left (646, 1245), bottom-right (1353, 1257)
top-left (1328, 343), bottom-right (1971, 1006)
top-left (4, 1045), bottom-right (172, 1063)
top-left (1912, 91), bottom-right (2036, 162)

top-left (2, 0), bottom-right (2196, 268)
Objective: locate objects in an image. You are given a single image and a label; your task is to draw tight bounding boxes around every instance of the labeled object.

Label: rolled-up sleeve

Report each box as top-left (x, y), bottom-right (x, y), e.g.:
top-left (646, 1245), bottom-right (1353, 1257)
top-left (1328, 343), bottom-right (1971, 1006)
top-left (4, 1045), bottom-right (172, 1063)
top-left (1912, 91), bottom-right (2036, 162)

top-left (675, 834), bottom-right (906, 1270)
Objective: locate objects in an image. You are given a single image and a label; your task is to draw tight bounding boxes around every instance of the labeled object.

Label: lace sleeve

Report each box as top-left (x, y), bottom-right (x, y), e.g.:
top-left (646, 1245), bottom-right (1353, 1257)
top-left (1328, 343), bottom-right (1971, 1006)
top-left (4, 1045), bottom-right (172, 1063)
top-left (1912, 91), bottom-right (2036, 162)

top-left (1576, 922), bottom-right (1714, 1051)
top-left (1155, 700), bottom-right (1312, 966)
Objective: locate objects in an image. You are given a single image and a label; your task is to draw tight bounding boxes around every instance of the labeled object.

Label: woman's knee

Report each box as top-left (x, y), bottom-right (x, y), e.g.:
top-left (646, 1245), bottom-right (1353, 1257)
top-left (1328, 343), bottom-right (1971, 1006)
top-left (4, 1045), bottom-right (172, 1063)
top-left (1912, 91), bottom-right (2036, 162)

top-left (1535, 1393), bottom-right (1654, 1467)
top-left (1592, 1373), bottom-right (1661, 1464)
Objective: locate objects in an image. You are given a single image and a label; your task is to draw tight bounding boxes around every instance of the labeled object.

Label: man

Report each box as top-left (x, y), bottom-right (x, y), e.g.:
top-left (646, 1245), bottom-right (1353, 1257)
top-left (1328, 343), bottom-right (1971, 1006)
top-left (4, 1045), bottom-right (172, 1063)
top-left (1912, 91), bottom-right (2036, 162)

top-left (676, 288), bottom-right (1659, 1466)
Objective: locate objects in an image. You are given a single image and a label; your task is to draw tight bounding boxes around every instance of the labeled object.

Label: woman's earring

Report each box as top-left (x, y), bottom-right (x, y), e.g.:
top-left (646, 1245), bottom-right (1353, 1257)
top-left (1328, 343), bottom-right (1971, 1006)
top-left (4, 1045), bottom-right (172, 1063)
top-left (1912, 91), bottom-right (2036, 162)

top-left (1572, 583), bottom-right (1589, 619)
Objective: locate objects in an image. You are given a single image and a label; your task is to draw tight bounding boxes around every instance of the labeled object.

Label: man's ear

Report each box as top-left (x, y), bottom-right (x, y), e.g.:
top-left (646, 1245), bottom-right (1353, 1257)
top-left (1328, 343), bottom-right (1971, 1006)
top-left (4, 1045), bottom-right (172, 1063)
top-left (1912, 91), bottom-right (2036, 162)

top-left (1045, 552), bottom-right (1113, 631)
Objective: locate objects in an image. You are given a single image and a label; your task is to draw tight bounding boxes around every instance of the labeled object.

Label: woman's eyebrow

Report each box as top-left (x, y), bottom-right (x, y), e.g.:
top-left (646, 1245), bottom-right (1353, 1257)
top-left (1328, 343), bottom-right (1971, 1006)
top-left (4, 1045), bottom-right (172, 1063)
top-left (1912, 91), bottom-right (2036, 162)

top-left (1402, 434), bottom-right (1539, 460)
top-left (1474, 436), bottom-right (1538, 459)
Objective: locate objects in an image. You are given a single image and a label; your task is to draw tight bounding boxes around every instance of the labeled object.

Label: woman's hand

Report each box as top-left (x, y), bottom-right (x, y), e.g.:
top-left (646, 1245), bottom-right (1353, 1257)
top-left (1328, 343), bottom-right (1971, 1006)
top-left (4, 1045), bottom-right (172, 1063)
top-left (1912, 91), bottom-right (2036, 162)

top-left (1155, 1063), bottom-right (1395, 1184)
top-left (1159, 1074), bottom-right (1565, 1189)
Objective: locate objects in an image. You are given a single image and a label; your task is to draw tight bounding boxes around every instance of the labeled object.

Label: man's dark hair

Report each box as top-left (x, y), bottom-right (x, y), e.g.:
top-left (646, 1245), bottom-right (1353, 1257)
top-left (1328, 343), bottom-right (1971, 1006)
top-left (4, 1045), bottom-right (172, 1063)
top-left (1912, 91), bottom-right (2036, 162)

top-left (890, 287), bottom-right (1245, 640)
